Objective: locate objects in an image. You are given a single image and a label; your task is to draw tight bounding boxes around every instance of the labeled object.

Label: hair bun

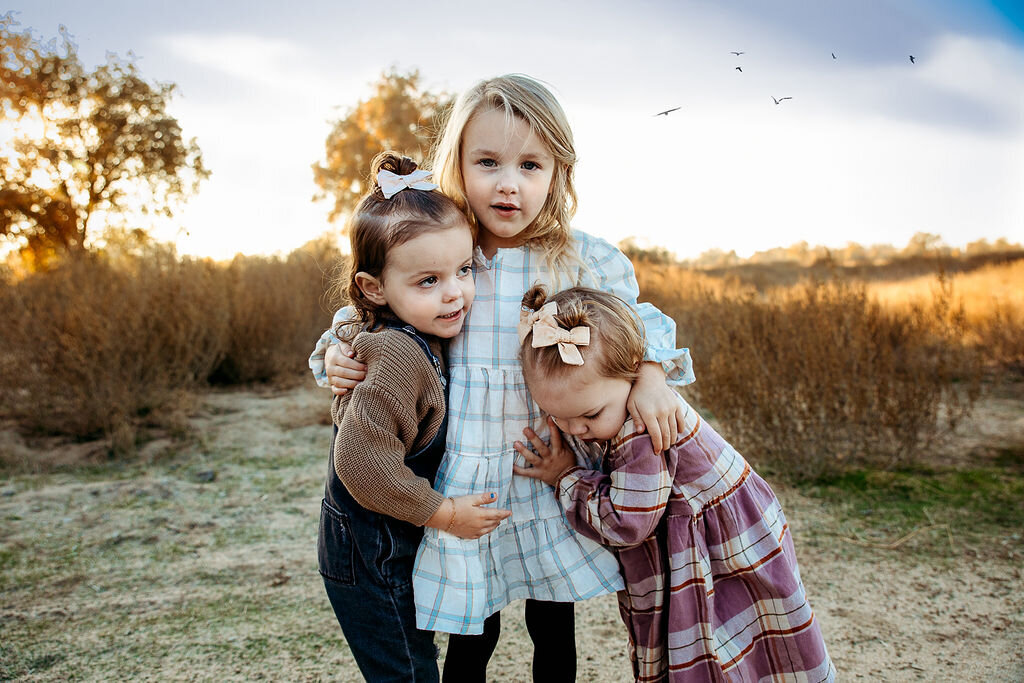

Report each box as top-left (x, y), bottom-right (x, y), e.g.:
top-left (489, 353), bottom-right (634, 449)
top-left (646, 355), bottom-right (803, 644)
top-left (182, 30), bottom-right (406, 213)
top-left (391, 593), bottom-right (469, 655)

top-left (521, 284), bottom-right (548, 312)
top-left (370, 151), bottom-right (419, 189)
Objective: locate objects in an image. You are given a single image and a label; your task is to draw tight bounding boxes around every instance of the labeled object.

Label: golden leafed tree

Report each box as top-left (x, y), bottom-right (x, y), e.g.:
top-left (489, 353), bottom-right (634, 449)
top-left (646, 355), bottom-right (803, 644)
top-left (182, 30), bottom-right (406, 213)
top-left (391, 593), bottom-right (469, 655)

top-left (313, 69), bottom-right (453, 224)
top-left (0, 15), bottom-right (208, 266)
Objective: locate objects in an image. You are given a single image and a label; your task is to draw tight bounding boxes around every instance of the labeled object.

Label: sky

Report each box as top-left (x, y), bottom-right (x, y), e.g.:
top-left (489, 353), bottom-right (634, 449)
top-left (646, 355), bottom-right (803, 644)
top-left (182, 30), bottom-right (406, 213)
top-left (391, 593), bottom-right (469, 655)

top-left (6, 0), bottom-right (1024, 261)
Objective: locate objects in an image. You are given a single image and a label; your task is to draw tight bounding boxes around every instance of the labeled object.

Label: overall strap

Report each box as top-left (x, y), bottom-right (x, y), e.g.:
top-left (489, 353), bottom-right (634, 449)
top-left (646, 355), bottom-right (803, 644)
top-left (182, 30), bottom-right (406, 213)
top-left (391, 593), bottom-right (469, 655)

top-left (383, 322), bottom-right (446, 388)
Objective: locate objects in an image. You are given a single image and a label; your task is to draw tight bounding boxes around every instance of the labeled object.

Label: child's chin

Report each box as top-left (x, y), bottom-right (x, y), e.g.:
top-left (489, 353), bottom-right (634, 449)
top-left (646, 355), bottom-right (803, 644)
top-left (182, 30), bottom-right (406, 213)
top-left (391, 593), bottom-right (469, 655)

top-left (437, 324), bottom-right (465, 339)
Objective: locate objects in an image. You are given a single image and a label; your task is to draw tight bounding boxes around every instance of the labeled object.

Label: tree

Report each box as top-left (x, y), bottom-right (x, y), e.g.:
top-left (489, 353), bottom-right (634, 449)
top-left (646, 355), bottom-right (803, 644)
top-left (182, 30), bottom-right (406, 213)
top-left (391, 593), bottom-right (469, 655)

top-left (901, 231), bottom-right (945, 256)
top-left (313, 69), bottom-right (453, 223)
top-left (0, 15), bottom-right (208, 264)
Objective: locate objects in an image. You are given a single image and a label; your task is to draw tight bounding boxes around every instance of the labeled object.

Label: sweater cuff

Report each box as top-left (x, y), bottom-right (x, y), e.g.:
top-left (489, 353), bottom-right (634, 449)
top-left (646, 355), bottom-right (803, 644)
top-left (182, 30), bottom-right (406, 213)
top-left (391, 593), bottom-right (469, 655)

top-left (408, 489), bottom-right (445, 527)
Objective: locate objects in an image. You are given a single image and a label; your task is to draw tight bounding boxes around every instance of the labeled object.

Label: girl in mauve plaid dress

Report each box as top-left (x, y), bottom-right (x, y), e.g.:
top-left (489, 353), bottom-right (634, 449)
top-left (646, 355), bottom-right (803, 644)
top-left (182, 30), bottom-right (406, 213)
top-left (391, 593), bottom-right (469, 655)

top-left (514, 285), bottom-right (835, 682)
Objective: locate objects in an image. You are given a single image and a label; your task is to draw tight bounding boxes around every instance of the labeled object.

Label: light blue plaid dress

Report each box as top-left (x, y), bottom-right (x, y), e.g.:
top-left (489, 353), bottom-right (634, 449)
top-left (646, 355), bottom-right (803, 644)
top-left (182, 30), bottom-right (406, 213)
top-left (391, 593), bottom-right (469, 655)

top-left (310, 230), bottom-right (694, 635)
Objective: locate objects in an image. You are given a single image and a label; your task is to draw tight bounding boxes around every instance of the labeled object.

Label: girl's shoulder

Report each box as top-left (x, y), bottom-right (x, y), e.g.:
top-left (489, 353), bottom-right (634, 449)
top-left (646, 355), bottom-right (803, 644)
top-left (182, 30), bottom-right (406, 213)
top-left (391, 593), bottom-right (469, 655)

top-left (569, 228), bottom-right (616, 254)
top-left (568, 229), bottom-right (629, 266)
top-left (608, 417), bottom-right (649, 453)
top-left (351, 327), bottom-right (438, 382)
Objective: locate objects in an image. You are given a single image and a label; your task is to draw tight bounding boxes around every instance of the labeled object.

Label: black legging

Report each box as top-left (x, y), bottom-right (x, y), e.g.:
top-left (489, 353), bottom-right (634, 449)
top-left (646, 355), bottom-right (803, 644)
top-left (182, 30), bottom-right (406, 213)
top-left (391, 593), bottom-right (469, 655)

top-left (442, 599), bottom-right (576, 682)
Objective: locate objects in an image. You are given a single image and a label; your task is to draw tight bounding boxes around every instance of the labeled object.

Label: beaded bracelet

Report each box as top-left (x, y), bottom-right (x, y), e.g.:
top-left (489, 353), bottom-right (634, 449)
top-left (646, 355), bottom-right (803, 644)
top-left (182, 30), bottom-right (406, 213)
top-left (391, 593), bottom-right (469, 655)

top-left (445, 497), bottom-right (457, 533)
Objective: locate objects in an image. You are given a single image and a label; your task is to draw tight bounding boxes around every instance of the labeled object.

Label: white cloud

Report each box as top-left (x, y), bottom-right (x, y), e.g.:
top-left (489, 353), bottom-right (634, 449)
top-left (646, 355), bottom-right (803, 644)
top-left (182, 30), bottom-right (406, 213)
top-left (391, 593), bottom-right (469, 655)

top-left (154, 31), bottom-right (368, 100)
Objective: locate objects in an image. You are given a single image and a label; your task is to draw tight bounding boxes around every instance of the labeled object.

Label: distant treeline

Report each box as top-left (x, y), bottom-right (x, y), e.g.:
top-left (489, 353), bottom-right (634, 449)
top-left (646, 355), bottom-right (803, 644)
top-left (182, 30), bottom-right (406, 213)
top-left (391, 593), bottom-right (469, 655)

top-left (622, 233), bottom-right (1024, 269)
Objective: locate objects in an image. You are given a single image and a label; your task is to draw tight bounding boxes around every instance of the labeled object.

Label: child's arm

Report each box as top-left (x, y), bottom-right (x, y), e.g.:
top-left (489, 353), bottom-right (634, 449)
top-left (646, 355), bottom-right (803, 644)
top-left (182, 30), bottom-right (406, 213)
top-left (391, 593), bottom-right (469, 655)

top-left (513, 419), bottom-right (672, 548)
top-left (324, 341), bottom-right (366, 396)
top-left (335, 332), bottom-right (510, 537)
top-left (577, 232), bottom-right (695, 451)
top-left (310, 306), bottom-right (367, 392)
top-left (627, 362), bottom-right (685, 454)
top-left (576, 232), bottom-right (695, 388)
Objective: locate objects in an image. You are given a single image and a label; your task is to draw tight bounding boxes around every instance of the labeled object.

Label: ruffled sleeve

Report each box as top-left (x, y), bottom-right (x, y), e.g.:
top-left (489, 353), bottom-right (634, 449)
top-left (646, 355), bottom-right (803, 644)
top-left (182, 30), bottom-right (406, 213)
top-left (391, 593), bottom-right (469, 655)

top-left (574, 231), bottom-right (695, 386)
top-left (308, 306), bottom-right (358, 387)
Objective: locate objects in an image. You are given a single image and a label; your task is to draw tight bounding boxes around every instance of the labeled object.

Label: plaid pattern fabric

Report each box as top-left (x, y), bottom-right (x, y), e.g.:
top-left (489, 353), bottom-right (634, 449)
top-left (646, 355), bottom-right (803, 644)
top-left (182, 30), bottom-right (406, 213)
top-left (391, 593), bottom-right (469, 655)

top-left (408, 231), bottom-right (694, 635)
top-left (559, 396), bottom-right (836, 682)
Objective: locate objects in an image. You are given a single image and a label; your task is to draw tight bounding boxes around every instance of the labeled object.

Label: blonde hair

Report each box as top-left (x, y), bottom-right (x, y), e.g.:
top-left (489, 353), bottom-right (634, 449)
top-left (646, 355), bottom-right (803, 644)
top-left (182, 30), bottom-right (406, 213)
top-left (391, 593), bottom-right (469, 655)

top-left (432, 74), bottom-right (581, 281)
top-left (330, 151), bottom-right (467, 339)
top-left (519, 285), bottom-right (645, 383)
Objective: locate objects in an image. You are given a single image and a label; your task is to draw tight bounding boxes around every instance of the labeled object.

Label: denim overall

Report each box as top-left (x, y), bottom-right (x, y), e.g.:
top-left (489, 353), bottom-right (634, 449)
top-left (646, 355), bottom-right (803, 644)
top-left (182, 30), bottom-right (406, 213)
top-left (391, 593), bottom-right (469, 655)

top-left (317, 324), bottom-right (447, 682)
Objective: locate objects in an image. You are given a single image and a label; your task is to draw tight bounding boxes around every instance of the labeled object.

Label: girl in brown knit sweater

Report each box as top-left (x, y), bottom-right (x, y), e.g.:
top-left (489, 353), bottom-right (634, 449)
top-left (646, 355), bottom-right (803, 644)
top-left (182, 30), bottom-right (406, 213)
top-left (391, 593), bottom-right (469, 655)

top-left (317, 152), bottom-right (511, 682)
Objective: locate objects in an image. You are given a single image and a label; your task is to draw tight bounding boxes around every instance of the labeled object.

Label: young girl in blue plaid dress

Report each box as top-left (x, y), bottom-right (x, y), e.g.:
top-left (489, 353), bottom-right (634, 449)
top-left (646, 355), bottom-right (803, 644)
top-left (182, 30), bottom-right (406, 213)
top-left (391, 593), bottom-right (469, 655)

top-left (514, 285), bottom-right (834, 682)
top-left (311, 74), bottom-right (693, 680)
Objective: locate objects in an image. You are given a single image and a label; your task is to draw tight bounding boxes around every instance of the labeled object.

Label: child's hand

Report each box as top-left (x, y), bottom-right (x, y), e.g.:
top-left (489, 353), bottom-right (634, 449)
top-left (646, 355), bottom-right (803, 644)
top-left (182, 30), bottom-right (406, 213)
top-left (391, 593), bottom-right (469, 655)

top-left (512, 418), bottom-right (576, 487)
top-left (326, 341), bottom-right (366, 396)
top-left (628, 362), bottom-right (684, 453)
top-left (447, 493), bottom-right (512, 539)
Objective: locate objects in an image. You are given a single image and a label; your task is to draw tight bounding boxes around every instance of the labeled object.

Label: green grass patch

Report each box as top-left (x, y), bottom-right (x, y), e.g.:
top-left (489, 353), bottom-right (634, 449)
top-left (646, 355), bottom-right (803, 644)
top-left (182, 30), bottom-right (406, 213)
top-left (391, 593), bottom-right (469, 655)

top-left (0, 546), bottom-right (19, 571)
top-left (805, 465), bottom-right (1024, 554)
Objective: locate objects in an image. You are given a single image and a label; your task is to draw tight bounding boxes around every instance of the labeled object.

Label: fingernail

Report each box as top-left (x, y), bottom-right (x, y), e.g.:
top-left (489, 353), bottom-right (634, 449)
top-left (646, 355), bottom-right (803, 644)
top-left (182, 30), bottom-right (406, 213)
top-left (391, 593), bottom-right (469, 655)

top-left (489, 492), bottom-right (496, 499)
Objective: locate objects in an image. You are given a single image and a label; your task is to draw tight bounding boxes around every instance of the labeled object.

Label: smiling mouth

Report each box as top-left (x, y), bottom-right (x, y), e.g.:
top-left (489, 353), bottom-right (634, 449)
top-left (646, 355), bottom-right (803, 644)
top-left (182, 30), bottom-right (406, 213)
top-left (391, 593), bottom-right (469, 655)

top-left (438, 310), bottom-right (462, 320)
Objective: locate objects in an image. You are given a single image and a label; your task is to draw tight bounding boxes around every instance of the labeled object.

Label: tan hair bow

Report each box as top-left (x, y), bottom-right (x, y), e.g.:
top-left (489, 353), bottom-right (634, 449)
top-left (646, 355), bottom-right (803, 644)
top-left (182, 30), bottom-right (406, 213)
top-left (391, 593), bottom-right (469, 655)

top-left (517, 301), bottom-right (590, 366)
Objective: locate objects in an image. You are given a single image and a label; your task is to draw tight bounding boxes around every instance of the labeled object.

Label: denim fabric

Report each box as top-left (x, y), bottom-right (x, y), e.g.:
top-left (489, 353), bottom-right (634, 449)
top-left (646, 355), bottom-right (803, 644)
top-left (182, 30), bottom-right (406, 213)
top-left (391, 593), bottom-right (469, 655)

top-left (320, 498), bottom-right (440, 682)
top-left (318, 323), bottom-right (447, 682)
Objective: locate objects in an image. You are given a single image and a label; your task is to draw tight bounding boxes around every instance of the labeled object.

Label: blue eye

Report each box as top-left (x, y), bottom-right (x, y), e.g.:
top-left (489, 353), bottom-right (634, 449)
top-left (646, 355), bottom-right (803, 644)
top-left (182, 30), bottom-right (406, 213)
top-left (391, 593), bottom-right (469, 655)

top-left (479, 158), bottom-right (496, 168)
top-left (459, 264), bottom-right (472, 276)
top-left (419, 276), bottom-right (437, 287)
top-left (522, 161), bottom-right (539, 171)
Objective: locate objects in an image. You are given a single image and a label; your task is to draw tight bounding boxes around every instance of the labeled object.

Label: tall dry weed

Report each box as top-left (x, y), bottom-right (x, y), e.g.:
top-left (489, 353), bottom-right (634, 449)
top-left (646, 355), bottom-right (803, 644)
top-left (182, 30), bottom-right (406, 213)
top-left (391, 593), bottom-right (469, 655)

top-left (0, 251), bottom-right (230, 443)
top-left (209, 251), bottom-right (336, 384)
top-left (638, 266), bottom-right (982, 479)
top-left (0, 244), bottom-right (340, 446)
top-left (867, 260), bottom-right (1024, 374)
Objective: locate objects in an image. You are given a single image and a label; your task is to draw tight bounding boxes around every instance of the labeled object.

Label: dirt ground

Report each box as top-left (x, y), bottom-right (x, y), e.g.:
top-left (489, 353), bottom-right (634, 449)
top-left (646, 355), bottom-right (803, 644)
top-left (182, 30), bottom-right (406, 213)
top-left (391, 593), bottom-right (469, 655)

top-left (2, 383), bottom-right (1022, 681)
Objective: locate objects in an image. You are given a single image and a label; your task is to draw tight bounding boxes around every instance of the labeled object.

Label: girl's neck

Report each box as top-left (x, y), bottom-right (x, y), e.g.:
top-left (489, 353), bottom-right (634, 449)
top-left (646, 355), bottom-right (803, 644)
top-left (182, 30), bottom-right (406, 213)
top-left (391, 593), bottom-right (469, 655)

top-left (478, 231), bottom-right (526, 259)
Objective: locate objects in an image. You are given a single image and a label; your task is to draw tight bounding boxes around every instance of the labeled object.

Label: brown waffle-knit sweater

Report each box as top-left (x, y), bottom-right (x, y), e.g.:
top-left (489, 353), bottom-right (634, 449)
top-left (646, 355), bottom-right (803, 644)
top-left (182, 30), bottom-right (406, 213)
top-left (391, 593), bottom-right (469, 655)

top-left (330, 327), bottom-right (446, 526)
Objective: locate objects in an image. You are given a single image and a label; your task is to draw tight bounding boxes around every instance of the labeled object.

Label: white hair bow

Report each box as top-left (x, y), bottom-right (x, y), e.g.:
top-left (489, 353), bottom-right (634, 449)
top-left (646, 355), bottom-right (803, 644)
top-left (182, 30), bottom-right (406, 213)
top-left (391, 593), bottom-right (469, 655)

top-left (377, 169), bottom-right (439, 199)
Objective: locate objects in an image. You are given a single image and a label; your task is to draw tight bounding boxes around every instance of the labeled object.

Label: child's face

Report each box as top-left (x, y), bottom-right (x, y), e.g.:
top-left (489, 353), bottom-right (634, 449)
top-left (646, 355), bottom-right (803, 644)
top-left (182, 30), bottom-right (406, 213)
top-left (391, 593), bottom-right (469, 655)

top-left (460, 108), bottom-right (555, 255)
top-left (367, 223), bottom-right (475, 338)
top-left (527, 361), bottom-right (632, 442)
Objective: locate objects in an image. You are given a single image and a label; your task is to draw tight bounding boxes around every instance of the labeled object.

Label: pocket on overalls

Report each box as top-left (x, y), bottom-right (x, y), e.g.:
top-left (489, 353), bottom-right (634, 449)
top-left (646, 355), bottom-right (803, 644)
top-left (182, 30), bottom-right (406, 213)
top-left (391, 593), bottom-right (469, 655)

top-left (377, 519), bottom-right (421, 588)
top-left (317, 499), bottom-right (355, 585)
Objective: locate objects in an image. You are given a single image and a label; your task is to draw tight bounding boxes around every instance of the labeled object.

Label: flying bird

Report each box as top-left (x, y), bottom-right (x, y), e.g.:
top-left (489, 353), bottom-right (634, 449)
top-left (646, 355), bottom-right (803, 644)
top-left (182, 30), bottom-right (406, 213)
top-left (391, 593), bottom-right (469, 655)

top-left (909, 55), bottom-right (915, 63)
top-left (731, 51), bottom-right (745, 56)
top-left (654, 107), bottom-right (681, 117)
top-left (772, 96), bottom-right (792, 105)
top-left (735, 66), bottom-right (743, 72)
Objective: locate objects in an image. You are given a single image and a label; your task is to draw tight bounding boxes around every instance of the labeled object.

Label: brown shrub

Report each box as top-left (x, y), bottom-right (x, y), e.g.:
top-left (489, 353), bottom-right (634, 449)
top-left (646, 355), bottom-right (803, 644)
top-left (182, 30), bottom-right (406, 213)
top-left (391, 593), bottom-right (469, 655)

top-left (971, 303), bottom-right (1024, 374)
top-left (637, 265), bottom-right (983, 479)
top-left (0, 251), bottom-right (230, 440)
top-left (208, 251), bottom-right (337, 384)
top-left (0, 243), bottom-right (341, 444)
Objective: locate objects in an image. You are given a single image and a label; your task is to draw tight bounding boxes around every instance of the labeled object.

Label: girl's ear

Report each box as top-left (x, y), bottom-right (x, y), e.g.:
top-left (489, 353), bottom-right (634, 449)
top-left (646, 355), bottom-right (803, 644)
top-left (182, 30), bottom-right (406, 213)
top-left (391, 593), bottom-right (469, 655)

top-left (354, 272), bottom-right (386, 306)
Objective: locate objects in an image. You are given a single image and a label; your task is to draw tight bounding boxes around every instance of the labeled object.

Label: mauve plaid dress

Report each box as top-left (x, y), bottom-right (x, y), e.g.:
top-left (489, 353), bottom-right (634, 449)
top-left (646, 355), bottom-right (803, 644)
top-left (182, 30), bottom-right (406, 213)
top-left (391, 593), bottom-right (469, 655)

top-left (559, 396), bottom-right (836, 682)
